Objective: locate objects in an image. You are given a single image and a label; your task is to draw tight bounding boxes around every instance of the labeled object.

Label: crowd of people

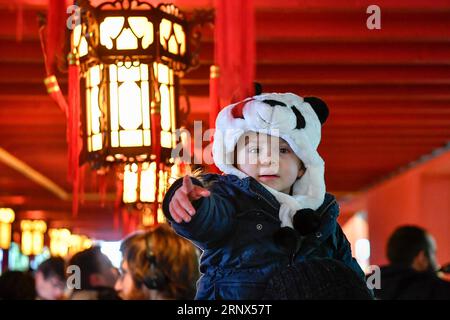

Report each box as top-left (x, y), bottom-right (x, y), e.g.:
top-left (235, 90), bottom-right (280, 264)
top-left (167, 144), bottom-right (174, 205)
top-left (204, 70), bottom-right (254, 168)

top-left (0, 223), bottom-right (448, 300)
top-left (0, 92), bottom-right (448, 300)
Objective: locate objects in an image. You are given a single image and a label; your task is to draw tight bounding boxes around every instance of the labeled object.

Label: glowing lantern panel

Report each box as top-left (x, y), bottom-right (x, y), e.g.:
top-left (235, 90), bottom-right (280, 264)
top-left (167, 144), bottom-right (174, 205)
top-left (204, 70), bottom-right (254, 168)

top-left (0, 208), bottom-right (15, 250)
top-left (20, 220), bottom-right (47, 256)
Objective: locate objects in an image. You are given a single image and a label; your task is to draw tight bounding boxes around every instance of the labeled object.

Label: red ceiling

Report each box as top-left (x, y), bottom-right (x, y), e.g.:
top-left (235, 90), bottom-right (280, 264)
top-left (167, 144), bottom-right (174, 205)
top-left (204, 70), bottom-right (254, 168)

top-left (0, 0), bottom-right (449, 240)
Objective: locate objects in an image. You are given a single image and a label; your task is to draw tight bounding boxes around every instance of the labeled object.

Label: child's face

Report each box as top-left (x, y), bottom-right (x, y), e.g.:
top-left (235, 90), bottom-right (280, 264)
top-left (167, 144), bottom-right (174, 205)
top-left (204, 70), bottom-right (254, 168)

top-left (235, 132), bottom-right (305, 194)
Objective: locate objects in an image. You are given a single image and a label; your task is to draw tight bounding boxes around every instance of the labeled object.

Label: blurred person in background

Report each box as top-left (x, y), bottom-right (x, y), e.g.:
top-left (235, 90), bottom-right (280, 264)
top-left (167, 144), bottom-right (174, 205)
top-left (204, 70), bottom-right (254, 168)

top-left (0, 270), bottom-right (36, 300)
top-left (35, 257), bottom-right (66, 300)
top-left (372, 225), bottom-right (450, 300)
top-left (68, 246), bottom-right (120, 300)
top-left (115, 223), bottom-right (199, 300)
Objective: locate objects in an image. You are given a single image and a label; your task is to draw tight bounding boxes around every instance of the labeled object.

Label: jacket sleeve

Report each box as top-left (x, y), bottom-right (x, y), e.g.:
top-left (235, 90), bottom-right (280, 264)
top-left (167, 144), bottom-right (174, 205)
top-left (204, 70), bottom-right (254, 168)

top-left (162, 176), bottom-right (236, 249)
top-left (333, 223), bottom-right (366, 281)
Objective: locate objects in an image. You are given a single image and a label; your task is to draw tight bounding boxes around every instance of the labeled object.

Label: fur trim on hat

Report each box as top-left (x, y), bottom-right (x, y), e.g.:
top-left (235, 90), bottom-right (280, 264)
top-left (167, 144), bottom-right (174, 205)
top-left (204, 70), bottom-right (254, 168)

top-left (212, 93), bottom-right (329, 229)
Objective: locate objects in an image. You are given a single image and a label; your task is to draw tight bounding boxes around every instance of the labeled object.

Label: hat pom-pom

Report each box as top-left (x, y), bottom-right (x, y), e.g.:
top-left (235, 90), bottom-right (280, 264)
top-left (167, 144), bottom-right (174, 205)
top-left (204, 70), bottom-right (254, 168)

top-left (293, 209), bottom-right (321, 236)
top-left (273, 227), bottom-right (299, 253)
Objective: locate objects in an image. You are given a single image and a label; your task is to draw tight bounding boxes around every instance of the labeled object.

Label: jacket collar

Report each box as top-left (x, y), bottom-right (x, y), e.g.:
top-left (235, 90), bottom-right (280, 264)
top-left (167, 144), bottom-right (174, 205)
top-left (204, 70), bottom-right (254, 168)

top-left (222, 174), bottom-right (339, 219)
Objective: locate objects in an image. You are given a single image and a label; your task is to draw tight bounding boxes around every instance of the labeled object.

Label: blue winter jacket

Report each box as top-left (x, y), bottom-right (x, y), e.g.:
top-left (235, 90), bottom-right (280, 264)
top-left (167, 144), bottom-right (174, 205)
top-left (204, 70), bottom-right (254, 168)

top-left (162, 173), bottom-right (365, 300)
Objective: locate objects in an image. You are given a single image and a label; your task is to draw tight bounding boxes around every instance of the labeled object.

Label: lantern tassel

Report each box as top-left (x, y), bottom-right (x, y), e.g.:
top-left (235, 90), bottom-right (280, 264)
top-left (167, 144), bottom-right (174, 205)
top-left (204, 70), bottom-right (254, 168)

top-left (98, 172), bottom-right (107, 207)
top-left (68, 58), bottom-right (81, 217)
top-left (114, 178), bottom-right (123, 231)
top-left (38, 24), bottom-right (68, 116)
top-left (46, 0), bottom-right (66, 72)
top-left (121, 207), bottom-right (130, 236)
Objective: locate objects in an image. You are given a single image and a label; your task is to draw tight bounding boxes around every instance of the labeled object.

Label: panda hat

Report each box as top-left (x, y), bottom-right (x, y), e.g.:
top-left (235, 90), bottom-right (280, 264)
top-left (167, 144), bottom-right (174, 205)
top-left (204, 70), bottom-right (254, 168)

top-left (212, 92), bottom-right (329, 229)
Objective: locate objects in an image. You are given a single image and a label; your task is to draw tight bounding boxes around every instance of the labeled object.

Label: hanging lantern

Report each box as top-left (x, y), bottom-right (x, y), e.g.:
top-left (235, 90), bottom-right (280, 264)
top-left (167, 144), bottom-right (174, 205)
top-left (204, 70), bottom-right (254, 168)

top-left (20, 220), bottom-right (47, 256)
top-left (70, 0), bottom-right (196, 169)
top-left (122, 161), bottom-right (170, 204)
top-left (49, 228), bottom-right (72, 257)
top-left (122, 160), bottom-right (189, 226)
top-left (141, 206), bottom-right (165, 227)
top-left (0, 208), bottom-right (15, 250)
top-left (122, 161), bottom-right (171, 226)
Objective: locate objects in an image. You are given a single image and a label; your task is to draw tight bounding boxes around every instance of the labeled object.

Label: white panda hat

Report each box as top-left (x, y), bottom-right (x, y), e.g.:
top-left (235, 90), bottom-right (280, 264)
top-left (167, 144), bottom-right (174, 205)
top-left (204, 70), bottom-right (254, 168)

top-left (212, 92), bottom-right (329, 229)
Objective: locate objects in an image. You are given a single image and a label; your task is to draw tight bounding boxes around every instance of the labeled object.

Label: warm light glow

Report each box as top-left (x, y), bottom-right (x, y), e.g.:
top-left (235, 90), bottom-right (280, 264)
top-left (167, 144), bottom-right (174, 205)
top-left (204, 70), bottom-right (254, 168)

top-left (83, 238), bottom-right (93, 250)
top-left (119, 82), bottom-right (141, 130)
top-left (72, 2), bottom-right (190, 171)
top-left (142, 208), bottom-right (153, 227)
top-left (160, 18), bottom-right (172, 48)
top-left (100, 16), bottom-right (154, 50)
top-left (173, 23), bottom-right (186, 55)
top-left (154, 63), bottom-right (176, 149)
top-left (157, 207), bottom-right (165, 224)
top-left (49, 228), bottom-right (71, 257)
top-left (157, 169), bottom-right (168, 202)
top-left (0, 208), bottom-right (15, 224)
top-left (117, 28), bottom-right (138, 50)
top-left (72, 24), bottom-right (89, 57)
top-left (79, 37), bottom-right (88, 57)
top-left (20, 220), bottom-right (47, 256)
top-left (0, 223), bottom-right (12, 249)
top-left (160, 19), bottom-right (186, 55)
top-left (100, 17), bottom-right (125, 49)
top-left (73, 24), bottom-right (82, 48)
top-left (140, 162), bottom-right (157, 202)
top-left (128, 17), bottom-right (154, 49)
top-left (86, 65), bottom-right (103, 152)
top-left (21, 230), bottom-right (33, 256)
top-left (160, 84), bottom-right (171, 131)
top-left (68, 234), bottom-right (92, 256)
top-left (123, 163), bottom-right (139, 203)
top-left (109, 63), bottom-right (151, 149)
top-left (123, 162), bottom-right (173, 205)
top-left (123, 162), bottom-right (158, 204)
top-left (141, 207), bottom-right (165, 227)
top-left (0, 208), bottom-right (14, 249)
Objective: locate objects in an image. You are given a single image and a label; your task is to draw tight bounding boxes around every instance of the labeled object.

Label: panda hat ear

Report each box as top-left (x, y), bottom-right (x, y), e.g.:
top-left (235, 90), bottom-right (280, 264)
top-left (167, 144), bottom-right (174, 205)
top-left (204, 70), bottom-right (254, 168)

top-left (254, 82), bottom-right (263, 95)
top-left (304, 97), bottom-right (329, 125)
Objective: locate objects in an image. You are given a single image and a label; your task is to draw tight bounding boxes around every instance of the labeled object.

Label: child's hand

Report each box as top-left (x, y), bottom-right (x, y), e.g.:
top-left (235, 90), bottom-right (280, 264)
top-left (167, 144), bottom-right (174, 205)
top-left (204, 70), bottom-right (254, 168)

top-left (169, 175), bottom-right (210, 223)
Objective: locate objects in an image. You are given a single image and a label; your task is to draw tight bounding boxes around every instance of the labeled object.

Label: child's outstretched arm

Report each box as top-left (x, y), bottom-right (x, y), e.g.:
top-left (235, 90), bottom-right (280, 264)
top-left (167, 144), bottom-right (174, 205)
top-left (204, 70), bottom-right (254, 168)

top-left (169, 176), bottom-right (210, 223)
top-left (162, 175), bottom-right (236, 248)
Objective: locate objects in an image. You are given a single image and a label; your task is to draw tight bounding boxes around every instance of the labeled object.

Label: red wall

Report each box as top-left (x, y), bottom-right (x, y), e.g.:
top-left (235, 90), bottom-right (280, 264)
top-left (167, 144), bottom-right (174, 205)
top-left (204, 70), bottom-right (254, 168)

top-left (341, 150), bottom-right (450, 268)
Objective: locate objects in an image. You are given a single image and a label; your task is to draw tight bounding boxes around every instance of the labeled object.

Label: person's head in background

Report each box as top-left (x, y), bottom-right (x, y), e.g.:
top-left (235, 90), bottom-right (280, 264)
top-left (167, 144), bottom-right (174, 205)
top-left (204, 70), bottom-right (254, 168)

top-left (115, 223), bottom-right (199, 300)
top-left (35, 257), bottom-right (66, 300)
top-left (69, 246), bottom-right (118, 291)
top-left (0, 271), bottom-right (36, 300)
top-left (387, 225), bottom-right (438, 272)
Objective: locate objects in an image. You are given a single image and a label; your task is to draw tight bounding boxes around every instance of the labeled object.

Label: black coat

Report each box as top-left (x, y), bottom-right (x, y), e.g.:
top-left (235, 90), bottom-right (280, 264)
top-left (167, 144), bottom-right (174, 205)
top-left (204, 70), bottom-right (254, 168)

top-left (372, 265), bottom-right (450, 300)
top-left (163, 173), bottom-right (365, 300)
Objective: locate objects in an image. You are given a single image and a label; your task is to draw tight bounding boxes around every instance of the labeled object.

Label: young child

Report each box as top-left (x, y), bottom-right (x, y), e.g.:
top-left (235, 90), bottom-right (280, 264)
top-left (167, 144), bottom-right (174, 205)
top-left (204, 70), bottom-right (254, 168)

top-left (162, 92), bottom-right (365, 300)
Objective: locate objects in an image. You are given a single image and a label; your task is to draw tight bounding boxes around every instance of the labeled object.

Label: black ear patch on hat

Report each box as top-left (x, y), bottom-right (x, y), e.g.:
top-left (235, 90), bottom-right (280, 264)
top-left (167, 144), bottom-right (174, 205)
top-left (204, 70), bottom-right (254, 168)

top-left (291, 106), bottom-right (306, 129)
top-left (304, 97), bottom-right (329, 125)
top-left (254, 82), bottom-right (263, 95)
top-left (262, 99), bottom-right (287, 107)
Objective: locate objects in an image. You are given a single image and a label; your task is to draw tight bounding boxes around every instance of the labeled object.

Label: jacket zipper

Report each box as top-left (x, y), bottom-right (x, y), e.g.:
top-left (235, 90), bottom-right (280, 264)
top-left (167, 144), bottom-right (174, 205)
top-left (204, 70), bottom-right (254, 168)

top-left (253, 191), bottom-right (280, 222)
